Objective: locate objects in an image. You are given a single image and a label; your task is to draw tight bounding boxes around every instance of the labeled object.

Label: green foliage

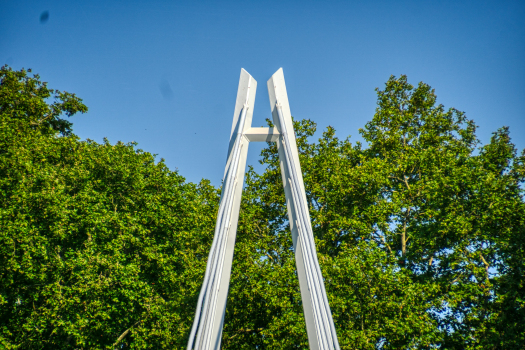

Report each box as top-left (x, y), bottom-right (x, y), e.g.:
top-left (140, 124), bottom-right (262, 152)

top-left (0, 66), bottom-right (87, 137)
top-left (1, 67), bottom-right (523, 349)
top-left (0, 66), bottom-right (218, 349)
top-left (224, 76), bottom-right (525, 349)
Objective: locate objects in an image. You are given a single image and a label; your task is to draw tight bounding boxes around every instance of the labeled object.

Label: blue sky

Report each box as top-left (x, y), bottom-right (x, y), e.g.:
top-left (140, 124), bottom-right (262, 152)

top-left (2, 0), bottom-right (524, 185)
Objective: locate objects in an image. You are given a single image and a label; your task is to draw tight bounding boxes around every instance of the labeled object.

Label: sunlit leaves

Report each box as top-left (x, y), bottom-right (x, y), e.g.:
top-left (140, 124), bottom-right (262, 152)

top-left (1, 68), bottom-right (523, 349)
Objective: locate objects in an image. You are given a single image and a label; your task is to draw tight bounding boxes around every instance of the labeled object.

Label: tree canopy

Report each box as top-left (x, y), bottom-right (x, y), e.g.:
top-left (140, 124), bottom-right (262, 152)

top-left (1, 66), bottom-right (524, 349)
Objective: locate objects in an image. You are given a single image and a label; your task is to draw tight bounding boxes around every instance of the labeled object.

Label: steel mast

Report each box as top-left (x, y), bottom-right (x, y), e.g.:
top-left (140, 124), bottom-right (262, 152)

top-left (187, 68), bottom-right (340, 350)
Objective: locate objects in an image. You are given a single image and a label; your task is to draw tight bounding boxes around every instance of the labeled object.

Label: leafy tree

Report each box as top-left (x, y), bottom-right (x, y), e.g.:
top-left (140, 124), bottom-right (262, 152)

top-left (225, 118), bottom-right (441, 349)
top-left (1, 66), bottom-right (523, 349)
top-left (0, 65), bottom-right (218, 349)
top-left (225, 76), bottom-right (525, 349)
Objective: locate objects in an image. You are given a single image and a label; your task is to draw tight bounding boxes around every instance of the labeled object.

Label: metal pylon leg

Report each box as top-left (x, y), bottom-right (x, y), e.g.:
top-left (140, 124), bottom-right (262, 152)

top-left (186, 68), bottom-right (339, 350)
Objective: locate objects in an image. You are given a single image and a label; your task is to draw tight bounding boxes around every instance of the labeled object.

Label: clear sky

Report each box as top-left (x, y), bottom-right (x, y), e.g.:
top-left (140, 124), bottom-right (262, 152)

top-left (2, 0), bottom-right (524, 185)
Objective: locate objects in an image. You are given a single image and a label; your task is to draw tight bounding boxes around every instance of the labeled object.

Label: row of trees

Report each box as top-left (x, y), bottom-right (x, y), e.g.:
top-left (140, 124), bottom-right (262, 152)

top-left (1, 65), bottom-right (523, 349)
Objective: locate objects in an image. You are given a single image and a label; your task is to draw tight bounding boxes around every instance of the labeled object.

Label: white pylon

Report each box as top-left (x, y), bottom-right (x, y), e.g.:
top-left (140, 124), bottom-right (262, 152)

top-left (186, 68), bottom-right (340, 350)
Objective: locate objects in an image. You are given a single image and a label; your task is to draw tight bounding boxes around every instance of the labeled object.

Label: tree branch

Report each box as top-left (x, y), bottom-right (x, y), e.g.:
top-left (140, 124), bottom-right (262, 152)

top-left (113, 320), bottom-right (141, 347)
top-left (403, 175), bottom-right (411, 191)
top-left (378, 234), bottom-right (392, 254)
top-left (30, 113), bottom-right (54, 126)
top-left (480, 253), bottom-right (490, 273)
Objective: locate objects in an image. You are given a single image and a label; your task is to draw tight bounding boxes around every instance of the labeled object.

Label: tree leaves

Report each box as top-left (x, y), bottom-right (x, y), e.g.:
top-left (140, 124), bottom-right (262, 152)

top-left (0, 66), bottom-right (218, 349)
top-left (228, 75), bottom-right (524, 349)
top-left (1, 68), bottom-right (523, 349)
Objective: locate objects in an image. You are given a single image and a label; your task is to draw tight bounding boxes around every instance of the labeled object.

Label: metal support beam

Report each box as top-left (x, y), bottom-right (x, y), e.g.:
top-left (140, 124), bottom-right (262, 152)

top-left (268, 68), bottom-right (339, 350)
top-left (187, 68), bottom-right (339, 350)
top-left (244, 127), bottom-right (280, 142)
top-left (267, 69), bottom-right (320, 350)
top-left (187, 69), bottom-right (256, 350)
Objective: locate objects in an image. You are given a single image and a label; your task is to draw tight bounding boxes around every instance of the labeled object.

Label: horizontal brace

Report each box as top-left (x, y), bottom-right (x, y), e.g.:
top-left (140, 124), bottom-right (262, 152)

top-left (244, 127), bottom-right (280, 142)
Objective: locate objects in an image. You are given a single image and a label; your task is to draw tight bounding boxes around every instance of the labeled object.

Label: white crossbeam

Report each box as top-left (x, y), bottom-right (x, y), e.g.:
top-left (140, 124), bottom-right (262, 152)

top-left (244, 127), bottom-right (280, 142)
top-left (186, 68), bottom-right (340, 350)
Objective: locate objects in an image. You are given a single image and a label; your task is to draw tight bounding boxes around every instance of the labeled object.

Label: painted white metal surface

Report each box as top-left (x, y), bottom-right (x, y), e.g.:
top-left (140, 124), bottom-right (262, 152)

top-left (268, 68), bottom-right (339, 350)
top-left (187, 69), bottom-right (255, 350)
top-left (244, 127), bottom-right (280, 142)
top-left (187, 68), bottom-right (339, 350)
